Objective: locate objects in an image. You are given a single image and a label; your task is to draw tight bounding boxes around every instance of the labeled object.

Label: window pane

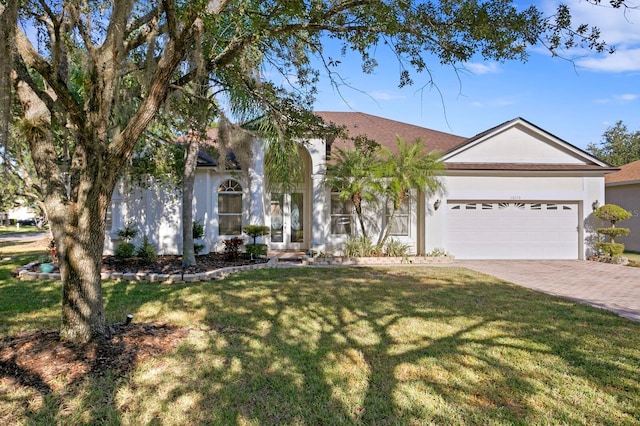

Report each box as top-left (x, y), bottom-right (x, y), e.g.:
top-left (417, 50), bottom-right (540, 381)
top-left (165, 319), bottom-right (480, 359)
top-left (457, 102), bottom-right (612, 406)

top-left (290, 192), bottom-right (304, 243)
top-left (219, 214), bottom-right (242, 235)
top-left (331, 194), bottom-right (352, 235)
top-left (331, 216), bottom-right (352, 235)
top-left (219, 193), bottom-right (242, 213)
top-left (389, 215), bottom-right (409, 236)
top-left (270, 193), bottom-right (283, 242)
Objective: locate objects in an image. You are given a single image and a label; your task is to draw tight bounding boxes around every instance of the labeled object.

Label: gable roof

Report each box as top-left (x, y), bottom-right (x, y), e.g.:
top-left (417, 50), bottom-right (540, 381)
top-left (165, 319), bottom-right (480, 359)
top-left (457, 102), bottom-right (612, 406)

top-left (314, 111), bottom-right (467, 154)
top-left (605, 159), bottom-right (640, 185)
top-left (442, 117), bottom-right (616, 172)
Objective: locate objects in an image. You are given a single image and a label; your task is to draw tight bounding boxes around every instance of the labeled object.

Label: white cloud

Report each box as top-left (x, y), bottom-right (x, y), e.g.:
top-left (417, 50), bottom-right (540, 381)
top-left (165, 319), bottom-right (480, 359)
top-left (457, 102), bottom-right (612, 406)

top-left (614, 93), bottom-right (638, 101)
top-left (464, 62), bottom-right (501, 75)
top-left (576, 48), bottom-right (640, 72)
top-left (542, 1), bottom-right (640, 73)
top-left (369, 91), bottom-right (405, 101)
top-left (592, 93), bottom-right (638, 104)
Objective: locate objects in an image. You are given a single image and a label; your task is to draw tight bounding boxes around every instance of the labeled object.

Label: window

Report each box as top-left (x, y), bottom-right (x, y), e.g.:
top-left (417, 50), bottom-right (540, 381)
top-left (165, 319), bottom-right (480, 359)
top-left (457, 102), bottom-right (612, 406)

top-left (218, 179), bottom-right (242, 235)
top-left (330, 193), bottom-right (353, 235)
top-left (386, 199), bottom-right (410, 236)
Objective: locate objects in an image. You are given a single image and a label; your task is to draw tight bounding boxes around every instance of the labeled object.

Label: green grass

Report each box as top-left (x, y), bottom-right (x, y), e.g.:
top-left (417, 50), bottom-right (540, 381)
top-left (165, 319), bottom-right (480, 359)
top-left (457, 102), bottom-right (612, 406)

top-left (0, 225), bottom-right (47, 235)
top-left (624, 251), bottom-right (640, 266)
top-left (1, 252), bottom-right (639, 425)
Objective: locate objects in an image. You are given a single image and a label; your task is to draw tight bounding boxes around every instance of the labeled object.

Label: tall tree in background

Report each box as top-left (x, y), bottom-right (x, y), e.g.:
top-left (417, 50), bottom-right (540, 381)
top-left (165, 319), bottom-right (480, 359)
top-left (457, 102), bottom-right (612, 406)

top-left (587, 121), bottom-right (640, 166)
top-left (0, 0), bottom-right (623, 343)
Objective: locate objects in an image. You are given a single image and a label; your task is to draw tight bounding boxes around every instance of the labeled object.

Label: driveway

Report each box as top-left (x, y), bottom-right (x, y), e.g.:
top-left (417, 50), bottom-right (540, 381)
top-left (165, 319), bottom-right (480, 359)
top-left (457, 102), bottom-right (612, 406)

top-left (455, 260), bottom-right (640, 322)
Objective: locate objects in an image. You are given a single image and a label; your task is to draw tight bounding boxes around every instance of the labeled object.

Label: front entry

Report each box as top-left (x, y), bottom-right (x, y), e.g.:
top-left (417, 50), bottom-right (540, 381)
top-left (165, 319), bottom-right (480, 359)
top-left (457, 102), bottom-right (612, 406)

top-left (270, 192), bottom-right (308, 250)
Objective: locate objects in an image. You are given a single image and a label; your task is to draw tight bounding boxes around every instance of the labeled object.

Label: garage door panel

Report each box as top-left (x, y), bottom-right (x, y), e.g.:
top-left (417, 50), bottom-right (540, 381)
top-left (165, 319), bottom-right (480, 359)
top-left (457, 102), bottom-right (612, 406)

top-left (446, 201), bottom-right (578, 259)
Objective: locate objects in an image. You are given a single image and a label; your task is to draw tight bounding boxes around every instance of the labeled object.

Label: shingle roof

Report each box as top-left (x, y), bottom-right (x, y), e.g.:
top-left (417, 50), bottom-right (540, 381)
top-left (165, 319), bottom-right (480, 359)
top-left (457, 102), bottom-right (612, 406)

top-left (446, 163), bottom-right (619, 172)
top-left (605, 159), bottom-right (640, 184)
top-left (314, 111), bottom-right (467, 154)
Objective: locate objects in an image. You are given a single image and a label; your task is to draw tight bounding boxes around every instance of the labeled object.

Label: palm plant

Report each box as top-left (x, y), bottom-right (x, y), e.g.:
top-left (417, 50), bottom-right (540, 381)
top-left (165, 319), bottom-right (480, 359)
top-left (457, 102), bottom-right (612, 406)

top-left (377, 136), bottom-right (445, 249)
top-left (326, 147), bottom-right (383, 239)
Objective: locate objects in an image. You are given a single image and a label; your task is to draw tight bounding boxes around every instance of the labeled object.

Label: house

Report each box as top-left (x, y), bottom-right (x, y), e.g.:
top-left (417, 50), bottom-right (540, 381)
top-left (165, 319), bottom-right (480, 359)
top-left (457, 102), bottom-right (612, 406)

top-left (604, 159), bottom-right (640, 252)
top-left (105, 112), bottom-right (617, 259)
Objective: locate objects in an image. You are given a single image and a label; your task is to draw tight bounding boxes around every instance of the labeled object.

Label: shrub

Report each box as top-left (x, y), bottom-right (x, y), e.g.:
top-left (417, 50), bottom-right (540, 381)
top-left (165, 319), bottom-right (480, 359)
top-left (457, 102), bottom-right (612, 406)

top-left (243, 225), bottom-right (270, 244)
top-left (136, 236), bottom-right (157, 260)
top-left (115, 242), bottom-right (136, 259)
top-left (427, 247), bottom-right (449, 257)
top-left (595, 204), bottom-right (632, 258)
top-left (192, 220), bottom-right (206, 255)
top-left (224, 237), bottom-right (244, 260)
top-left (344, 236), bottom-right (378, 257)
top-left (595, 242), bottom-right (625, 258)
top-left (384, 238), bottom-right (411, 257)
top-left (192, 220), bottom-right (205, 239)
top-left (116, 222), bottom-right (138, 242)
top-left (246, 243), bottom-right (268, 258)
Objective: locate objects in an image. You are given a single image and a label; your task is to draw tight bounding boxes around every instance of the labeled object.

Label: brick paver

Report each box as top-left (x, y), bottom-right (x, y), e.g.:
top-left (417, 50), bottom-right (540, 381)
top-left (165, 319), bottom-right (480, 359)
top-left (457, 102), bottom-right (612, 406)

top-left (455, 260), bottom-right (640, 322)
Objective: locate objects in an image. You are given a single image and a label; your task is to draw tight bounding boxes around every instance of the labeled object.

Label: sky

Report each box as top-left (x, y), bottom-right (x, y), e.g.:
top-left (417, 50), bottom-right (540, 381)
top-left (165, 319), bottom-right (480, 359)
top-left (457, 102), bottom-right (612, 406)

top-left (310, 0), bottom-right (640, 151)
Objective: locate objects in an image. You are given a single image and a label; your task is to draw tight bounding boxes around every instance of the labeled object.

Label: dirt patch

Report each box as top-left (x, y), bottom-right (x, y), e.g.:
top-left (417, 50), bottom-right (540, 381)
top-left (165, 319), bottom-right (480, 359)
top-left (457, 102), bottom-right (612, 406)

top-left (0, 323), bottom-right (189, 393)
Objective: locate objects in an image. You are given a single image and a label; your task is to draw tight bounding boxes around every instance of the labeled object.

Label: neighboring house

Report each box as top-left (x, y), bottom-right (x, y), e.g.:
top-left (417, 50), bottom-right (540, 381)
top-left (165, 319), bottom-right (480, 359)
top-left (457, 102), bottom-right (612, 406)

top-left (604, 159), bottom-right (640, 252)
top-left (105, 112), bottom-right (617, 259)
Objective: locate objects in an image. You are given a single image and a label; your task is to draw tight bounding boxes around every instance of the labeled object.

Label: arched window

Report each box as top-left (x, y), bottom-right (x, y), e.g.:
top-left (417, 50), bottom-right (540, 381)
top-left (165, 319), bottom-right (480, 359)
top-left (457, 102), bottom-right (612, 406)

top-left (218, 179), bottom-right (243, 235)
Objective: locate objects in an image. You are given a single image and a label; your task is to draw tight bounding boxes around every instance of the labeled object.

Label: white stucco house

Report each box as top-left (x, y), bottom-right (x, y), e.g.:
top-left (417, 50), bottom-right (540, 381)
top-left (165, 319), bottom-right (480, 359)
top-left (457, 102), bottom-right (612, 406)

top-left (105, 112), bottom-right (617, 259)
top-left (605, 159), bottom-right (640, 252)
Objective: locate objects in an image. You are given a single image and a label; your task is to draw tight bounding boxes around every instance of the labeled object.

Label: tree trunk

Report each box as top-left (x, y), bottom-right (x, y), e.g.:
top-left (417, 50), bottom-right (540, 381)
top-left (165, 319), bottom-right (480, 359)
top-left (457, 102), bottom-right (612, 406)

top-left (181, 136), bottom-right (199, 267)
top-left (56, 198), bottom-right (108, 342)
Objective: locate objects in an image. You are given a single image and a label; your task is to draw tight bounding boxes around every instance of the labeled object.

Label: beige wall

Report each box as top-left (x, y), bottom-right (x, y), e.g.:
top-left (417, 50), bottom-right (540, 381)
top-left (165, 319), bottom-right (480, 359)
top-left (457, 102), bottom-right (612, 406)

top-left (605, 183), bottom-right (640, 252)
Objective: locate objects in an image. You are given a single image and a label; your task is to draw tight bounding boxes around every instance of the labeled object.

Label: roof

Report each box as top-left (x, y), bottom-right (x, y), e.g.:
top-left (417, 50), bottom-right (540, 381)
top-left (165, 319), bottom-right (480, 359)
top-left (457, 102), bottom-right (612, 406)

top-left (314, 111), bottom-right (467, 154)
top-left (605, 159), bottom-right (640, 185)
top-left (446, 163), bottom-right (619, 172)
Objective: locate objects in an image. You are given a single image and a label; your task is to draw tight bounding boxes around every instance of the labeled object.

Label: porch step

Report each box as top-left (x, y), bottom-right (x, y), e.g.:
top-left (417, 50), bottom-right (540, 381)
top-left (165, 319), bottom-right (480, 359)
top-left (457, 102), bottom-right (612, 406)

top-left (269, 250), bottom-right (308, 263)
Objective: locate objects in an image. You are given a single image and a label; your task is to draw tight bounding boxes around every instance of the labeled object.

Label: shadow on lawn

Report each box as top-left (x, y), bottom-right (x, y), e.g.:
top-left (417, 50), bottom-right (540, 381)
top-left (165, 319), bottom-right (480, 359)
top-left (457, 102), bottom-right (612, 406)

top-left (4, 266), bottom-right (640, 424)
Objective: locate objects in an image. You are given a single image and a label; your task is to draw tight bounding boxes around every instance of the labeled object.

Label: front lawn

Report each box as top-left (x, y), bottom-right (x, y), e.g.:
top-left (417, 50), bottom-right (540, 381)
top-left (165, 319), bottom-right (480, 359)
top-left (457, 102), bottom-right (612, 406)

top-left (1, 255), bottom-right (638, 425)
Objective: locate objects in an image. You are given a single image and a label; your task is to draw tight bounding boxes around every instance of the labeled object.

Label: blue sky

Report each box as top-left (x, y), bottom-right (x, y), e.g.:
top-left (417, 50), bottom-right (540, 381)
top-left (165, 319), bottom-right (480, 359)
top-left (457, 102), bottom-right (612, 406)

top-left (311, 0), bottom-right (640, 151)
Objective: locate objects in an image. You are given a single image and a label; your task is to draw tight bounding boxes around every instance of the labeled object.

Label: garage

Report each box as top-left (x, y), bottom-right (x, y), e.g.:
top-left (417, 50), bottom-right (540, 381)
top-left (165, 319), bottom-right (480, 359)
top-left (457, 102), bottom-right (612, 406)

top-left (445, 201), bottom-right (579, 259)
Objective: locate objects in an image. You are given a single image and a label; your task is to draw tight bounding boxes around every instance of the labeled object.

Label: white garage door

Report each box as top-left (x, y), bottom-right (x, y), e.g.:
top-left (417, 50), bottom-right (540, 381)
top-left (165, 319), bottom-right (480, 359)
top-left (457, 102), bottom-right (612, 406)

top-left (446, 201), bottom-right (579, 259)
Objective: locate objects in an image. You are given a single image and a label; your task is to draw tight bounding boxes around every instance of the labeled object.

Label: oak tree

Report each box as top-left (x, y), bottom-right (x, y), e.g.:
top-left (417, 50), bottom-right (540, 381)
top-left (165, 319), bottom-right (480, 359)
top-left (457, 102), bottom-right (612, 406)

top-left (0, 0), bottom-right (624, 342)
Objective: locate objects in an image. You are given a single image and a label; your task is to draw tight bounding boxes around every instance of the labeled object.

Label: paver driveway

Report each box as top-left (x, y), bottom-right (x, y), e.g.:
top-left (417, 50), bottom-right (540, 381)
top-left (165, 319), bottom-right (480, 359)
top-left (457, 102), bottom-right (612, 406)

top-left (455, 260), bottom-right (640, 322)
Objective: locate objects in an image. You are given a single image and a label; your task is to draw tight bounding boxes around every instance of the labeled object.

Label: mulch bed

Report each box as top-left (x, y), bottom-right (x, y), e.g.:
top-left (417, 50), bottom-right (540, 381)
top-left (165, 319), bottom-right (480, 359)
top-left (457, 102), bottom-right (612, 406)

top-left (27, 252), bottom-right (267, 275)
top-left (0, 323), bottom-right (189, 394)
top-left (101, 252), bottom-right (266, 275)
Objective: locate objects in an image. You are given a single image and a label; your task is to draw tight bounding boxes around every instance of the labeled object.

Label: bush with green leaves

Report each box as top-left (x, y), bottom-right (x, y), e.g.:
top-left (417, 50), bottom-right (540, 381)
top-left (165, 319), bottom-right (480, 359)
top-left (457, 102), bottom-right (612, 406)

top-left (116, 222), bottom-right (138, 242)
top-left (114, 242), bottom-right (136, 259)
top-left (384, 238), bottom-right (412, 258)
top-left (427, 247), bottom-right (449, 257)
top-left (344, 236), bottom-right (379, 257)
top-left (246, 243), bottom-right (268, 258)
top-left (243, 225), bottom-right (270, 244)
top-left (193, 220), bottom-right (205, 255)
top-left (595, 204), bottom-right (632, 258)
top-left (136, 236), bottom-right (157, 260)
top-left (115, 222), bottom-right (139, 258)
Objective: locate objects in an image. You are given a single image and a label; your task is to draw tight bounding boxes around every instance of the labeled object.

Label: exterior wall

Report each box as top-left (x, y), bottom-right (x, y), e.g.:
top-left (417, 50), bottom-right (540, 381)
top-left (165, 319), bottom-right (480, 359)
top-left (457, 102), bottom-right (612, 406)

top-left (425, 173), bottom-right (604, 259)
top-left (450, 126), bottom-right (586, 164)
top-left (605, 183), bottom-right (640, 252)
top-left (105, 180), bottom-right (182, 255)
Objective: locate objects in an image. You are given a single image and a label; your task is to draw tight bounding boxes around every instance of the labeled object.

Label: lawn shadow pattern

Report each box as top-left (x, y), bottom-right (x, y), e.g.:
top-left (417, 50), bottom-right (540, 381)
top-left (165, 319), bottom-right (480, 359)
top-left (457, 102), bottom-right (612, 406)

top-left (116, 267), bottom-right (639, 424)
top-left (2, 266), bottom-right (639, 425)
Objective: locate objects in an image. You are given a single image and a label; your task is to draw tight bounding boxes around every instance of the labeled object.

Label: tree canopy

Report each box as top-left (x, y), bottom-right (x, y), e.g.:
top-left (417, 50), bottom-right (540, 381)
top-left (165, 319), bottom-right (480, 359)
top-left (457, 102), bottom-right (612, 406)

top-left (587, 121), bottom-right (640, 166)
top-left (0, 0), bottom-right (627, 342)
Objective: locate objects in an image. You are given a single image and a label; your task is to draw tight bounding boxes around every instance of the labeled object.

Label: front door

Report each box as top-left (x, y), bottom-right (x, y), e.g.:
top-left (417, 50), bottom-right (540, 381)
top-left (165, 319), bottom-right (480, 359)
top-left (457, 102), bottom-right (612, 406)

top-left (270, 192), bottom-right (307, 250)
